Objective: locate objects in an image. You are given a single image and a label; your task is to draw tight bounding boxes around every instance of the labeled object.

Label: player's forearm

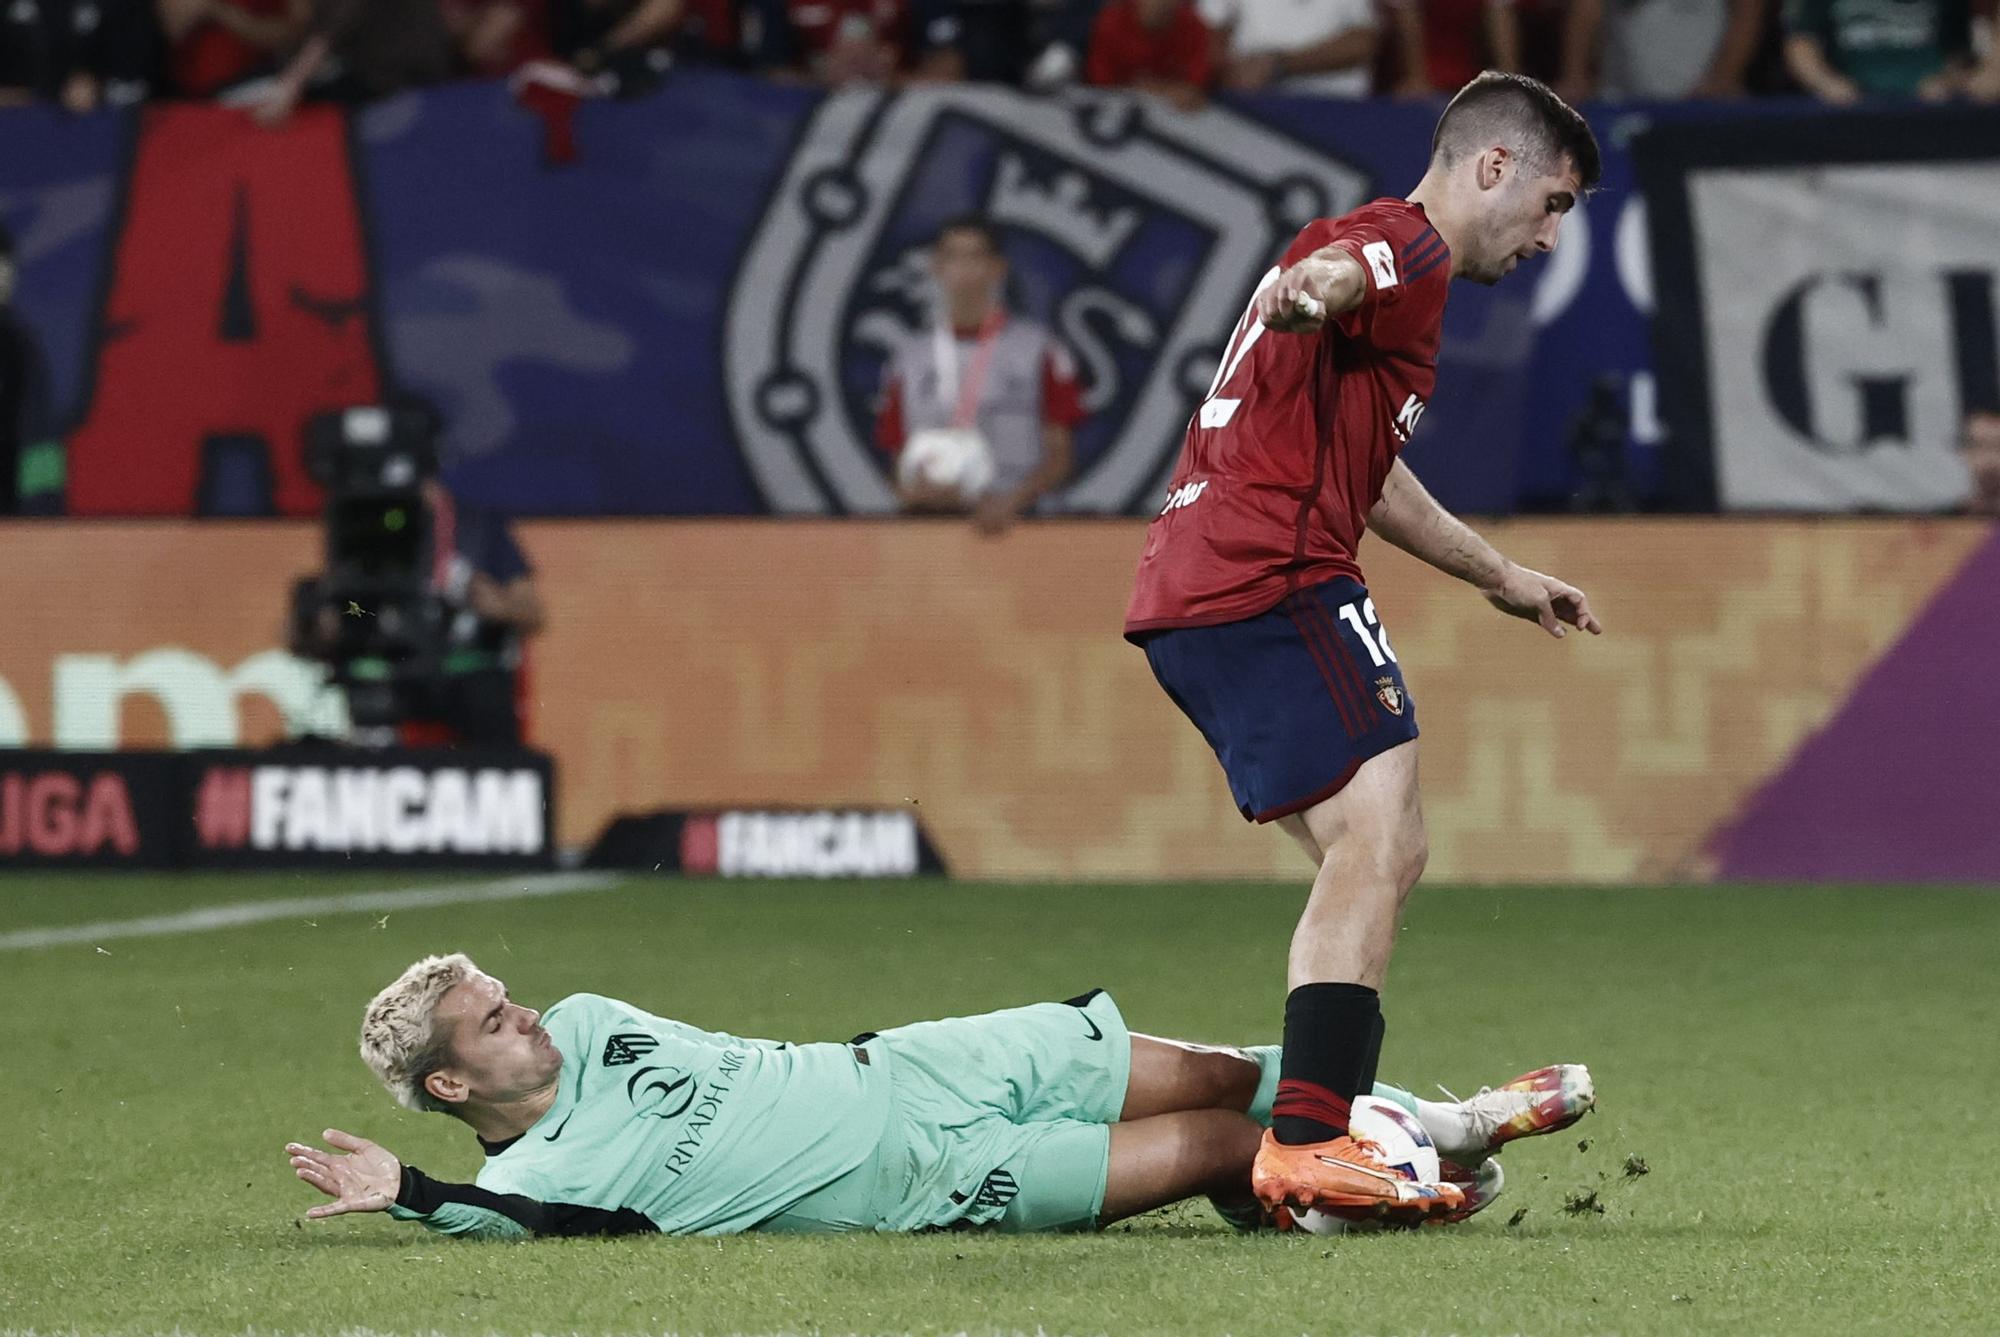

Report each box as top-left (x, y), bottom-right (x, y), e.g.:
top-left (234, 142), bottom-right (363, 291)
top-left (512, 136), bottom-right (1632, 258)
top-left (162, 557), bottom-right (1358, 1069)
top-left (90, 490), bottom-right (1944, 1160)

top-left (1291, 246), bottom-right (1369, 317)
top-left (1367, 460), bottom-right (1509, 590)
top-left (388, 1165), bottom-right (655, 1238)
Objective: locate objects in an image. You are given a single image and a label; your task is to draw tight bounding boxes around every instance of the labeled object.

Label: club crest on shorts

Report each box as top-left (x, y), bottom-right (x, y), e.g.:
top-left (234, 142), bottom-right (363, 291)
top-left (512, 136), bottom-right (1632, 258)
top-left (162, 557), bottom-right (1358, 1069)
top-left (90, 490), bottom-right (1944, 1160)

top-left (724, 87), bottom-right (1369, 515)
top-left (1375, 677), bottom-right (1406, 716)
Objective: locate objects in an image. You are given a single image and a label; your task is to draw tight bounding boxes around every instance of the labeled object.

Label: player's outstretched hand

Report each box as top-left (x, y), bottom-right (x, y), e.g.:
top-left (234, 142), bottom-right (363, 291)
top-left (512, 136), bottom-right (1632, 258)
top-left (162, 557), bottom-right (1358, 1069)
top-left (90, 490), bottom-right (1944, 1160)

top-left (1257, 266), bottom-right (1329, 333)
top-left (286, 1128), bottom-right (403, 1219)
top-left (1482, 563), bottom-right (1602, 639)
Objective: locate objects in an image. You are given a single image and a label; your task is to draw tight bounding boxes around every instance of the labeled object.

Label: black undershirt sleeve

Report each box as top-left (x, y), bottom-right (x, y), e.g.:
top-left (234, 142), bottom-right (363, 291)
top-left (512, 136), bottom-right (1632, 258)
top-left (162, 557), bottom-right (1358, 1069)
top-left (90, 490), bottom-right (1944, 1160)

top-left (395, 1165), bottom-right (659, 1238)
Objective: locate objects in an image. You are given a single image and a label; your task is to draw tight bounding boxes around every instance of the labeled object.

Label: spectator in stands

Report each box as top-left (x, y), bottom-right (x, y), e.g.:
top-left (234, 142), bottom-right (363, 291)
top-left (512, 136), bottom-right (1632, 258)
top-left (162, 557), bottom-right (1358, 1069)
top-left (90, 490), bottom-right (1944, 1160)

top-left (667, 0), bottom-right (744, 63)
top-left (908, 0), bottom-right (1034, 81)
top-left (0, 0), bottom-right (160, 110)
top-left (155, 0), bottom-right (308, 97)
top-left (1200, 0), bottom-right (1375, 95)
top-left (783, 0), bottom-right (908, 84)
top-left (1013, 0), bottom-right (1114, 87)
top-left (445, 0), bottom-right (556, 78)
top-left (0, 223), bottom-right (57, 516)
top-left (551, 0), bottom-right (683, 85)
top-left (1382, 0), bottom-right (1517, 98)
top-left (1084, 0), bottom-right (1212, 108)
top-left (1558, 0), bottom-right (1765, 99)
top-left (875, 215), bottom-right (1082, 535)
top-left (1961, 404), bottom-right (2000, 516)
top-left (252, 0), bottom-right (454, 124)
top-left (1782, 0), bottom-right (1974, 100)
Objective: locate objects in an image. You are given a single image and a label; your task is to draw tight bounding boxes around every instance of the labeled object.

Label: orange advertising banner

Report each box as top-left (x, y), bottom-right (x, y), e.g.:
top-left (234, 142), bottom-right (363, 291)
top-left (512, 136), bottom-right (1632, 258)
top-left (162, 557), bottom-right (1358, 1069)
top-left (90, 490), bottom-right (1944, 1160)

top-left (0, 518), bottom-right (1983, 881)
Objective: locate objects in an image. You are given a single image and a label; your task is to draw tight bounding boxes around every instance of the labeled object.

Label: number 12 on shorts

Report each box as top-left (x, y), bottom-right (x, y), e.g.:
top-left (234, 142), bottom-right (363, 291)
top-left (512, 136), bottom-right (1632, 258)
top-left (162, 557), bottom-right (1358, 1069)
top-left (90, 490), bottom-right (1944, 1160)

top-left (1339, 598), bottom-right (1397, 667)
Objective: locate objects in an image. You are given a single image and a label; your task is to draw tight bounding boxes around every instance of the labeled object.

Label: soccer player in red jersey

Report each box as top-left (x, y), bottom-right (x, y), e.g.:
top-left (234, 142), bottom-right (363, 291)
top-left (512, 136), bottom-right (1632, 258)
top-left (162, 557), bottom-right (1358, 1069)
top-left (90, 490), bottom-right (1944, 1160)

top-left (1125, 71), bottom-right (1603, 1223)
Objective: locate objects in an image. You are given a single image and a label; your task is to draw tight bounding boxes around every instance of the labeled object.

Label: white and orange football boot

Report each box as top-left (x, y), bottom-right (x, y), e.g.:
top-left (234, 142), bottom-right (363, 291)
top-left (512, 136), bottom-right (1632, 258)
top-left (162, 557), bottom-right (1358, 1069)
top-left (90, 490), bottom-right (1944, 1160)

top-left (1251, 1130), bottom-right (1465, 1223)
top-left (1427, 1063), bottom-right (1595, 1224)
top-left (1446, 1063), bottom-right (1596, 1159)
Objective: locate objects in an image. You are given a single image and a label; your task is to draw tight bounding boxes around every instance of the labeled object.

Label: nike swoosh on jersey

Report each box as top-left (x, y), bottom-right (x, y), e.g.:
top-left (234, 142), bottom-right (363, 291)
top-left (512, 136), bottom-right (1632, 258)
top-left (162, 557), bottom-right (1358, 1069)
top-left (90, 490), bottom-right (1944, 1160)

top-left (543, 1111), bottom-right (574, 1142)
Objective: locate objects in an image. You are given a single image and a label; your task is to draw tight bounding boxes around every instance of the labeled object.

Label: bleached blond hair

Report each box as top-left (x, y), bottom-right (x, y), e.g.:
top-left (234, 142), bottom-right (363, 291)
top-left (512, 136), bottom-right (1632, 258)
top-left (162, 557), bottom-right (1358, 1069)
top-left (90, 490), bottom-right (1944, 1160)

top-left (360, 952), bottom-right (481, 1114)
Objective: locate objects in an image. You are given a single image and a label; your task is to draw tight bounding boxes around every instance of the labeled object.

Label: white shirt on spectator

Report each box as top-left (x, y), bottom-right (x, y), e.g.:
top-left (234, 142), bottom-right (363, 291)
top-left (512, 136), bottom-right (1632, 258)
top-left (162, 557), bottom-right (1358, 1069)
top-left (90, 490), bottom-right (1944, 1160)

top-left (1599, 0), bottom-right (1731, 99)
top-left (1198, 0), bottom-right (1376, 96)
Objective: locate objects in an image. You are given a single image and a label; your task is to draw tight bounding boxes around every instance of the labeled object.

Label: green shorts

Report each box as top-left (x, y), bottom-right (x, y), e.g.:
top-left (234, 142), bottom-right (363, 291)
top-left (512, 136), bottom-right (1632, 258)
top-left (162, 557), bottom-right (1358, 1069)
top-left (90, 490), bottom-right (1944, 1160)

top-left (764, 989), bottom-right (1132, 1235)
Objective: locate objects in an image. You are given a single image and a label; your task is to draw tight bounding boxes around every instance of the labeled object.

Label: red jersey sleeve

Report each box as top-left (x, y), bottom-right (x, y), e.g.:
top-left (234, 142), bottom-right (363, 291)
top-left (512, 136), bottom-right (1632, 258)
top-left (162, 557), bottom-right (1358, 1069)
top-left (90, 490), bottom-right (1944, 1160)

top-left (874, 371), bottom-right (906, 454)
top-left (1040, 343), bottom-right (1085, 428)
top-left (1277, 208), bottom-right (1446, 349)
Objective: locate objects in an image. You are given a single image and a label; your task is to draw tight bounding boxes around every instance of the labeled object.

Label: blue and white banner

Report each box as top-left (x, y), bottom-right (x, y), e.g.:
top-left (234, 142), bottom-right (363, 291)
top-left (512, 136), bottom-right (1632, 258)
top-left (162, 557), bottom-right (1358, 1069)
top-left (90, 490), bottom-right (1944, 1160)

top-left (0, 74), bottom-right (1740, 516)
top-left (1635, 107), bottom-right (2000, 512)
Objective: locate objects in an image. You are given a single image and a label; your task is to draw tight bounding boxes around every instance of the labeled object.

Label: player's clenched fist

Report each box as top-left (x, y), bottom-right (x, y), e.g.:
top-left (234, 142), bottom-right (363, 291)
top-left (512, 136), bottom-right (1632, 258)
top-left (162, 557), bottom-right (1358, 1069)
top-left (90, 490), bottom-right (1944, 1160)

top-left (1257, 249), bottom-right (1366, 334)
top-left (1258, 266), bottom-right (1331, 333)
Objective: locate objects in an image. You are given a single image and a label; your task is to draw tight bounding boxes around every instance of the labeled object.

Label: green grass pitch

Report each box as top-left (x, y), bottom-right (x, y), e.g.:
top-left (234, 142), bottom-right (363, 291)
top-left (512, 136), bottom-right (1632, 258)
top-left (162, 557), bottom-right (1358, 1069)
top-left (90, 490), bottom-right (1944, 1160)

top-left (2, 873), bottom-right (1996, 1335)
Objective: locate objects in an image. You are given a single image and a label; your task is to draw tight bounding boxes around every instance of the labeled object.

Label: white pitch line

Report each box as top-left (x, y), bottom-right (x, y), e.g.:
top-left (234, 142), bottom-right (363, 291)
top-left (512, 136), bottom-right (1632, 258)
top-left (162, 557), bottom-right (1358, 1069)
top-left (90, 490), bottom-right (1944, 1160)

top-left (0, 871), bottom-right (627, 953)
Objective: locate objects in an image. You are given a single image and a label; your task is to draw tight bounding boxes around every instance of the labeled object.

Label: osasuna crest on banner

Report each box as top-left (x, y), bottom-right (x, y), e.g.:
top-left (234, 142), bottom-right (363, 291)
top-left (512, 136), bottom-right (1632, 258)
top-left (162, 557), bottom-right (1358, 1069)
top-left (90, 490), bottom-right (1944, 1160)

top-left (725, 87), bottom-right (1369, 515)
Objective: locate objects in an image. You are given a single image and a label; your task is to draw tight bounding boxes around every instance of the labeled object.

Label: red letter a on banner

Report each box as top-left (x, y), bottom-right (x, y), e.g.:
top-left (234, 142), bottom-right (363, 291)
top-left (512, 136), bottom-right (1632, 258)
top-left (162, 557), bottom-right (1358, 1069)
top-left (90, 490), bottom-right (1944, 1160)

top-left (66, 104), bottom-right (384, 515)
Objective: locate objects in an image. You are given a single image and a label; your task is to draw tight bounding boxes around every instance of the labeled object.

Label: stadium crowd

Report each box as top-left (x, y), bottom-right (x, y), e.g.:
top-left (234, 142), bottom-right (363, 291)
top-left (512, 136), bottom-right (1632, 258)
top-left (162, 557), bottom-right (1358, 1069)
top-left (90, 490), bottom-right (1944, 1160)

top-left (2, 0), bottom-right (1997, 111)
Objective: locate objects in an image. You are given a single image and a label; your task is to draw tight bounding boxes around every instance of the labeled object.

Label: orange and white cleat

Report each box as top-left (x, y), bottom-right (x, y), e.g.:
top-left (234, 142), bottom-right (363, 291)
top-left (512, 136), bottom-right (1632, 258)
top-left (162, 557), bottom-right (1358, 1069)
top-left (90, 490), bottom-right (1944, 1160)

top-left (1251, 1129), bottom-right (1465, 1223)
top-left (1447, 1063), bottom-right (1596, 1160)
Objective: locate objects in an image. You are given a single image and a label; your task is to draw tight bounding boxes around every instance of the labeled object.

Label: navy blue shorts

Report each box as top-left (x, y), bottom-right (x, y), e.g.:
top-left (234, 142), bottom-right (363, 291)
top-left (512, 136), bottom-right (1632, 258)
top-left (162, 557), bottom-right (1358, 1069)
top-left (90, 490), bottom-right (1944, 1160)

top-left (1139, 578), bottom-right (1418, 823)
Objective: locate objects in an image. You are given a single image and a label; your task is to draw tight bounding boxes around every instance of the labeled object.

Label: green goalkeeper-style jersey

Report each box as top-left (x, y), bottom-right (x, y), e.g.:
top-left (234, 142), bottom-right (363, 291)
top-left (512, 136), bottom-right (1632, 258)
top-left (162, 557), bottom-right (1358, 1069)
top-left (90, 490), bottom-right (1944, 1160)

top-left (387, 992), bottom-right (891, 1238)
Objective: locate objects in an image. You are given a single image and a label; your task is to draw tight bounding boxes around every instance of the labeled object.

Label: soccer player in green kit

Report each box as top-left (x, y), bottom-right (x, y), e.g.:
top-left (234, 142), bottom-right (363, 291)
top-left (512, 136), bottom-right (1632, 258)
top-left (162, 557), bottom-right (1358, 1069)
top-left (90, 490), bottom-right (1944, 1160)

top-left (284, 954), bottom-right (1592, 1236)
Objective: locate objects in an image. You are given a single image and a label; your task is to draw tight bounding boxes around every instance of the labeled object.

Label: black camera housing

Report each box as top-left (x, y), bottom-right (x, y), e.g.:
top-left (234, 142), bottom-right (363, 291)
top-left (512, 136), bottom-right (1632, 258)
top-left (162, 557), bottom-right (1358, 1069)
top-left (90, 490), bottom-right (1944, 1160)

top-left (292, 400), bottom-right (453, 729)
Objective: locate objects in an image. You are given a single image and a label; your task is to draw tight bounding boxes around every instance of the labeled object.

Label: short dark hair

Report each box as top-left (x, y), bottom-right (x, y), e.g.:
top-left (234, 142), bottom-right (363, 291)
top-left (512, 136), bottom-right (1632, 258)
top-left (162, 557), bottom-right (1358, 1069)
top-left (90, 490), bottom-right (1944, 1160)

top-left (934, 214), bottom-right (1004, 256)
top-left (1432, 71), bottom-right (1601, 192)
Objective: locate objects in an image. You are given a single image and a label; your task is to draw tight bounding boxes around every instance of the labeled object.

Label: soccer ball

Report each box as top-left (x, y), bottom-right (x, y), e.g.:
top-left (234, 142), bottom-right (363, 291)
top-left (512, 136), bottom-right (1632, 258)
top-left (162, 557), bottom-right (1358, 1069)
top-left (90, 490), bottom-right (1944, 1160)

top-left (897, 427), bottom-right (996, 501)
top-left (1284, 1095), bottom-right (1441, 1236)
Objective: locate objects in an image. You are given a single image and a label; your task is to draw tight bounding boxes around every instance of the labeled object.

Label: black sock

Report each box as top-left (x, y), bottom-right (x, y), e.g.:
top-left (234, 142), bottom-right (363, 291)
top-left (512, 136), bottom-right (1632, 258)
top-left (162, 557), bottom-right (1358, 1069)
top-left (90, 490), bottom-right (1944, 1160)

top-left (1271, 982), bottom-right (1380, 1145)
top-left (1356, 1012), bottom-right (1386, 1098)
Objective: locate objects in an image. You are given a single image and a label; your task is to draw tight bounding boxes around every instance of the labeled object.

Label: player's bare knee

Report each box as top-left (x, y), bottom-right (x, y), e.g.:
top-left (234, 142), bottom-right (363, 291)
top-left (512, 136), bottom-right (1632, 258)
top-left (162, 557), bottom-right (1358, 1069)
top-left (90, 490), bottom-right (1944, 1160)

top-left (1170, 1043), bottom-right (1260, 1112)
